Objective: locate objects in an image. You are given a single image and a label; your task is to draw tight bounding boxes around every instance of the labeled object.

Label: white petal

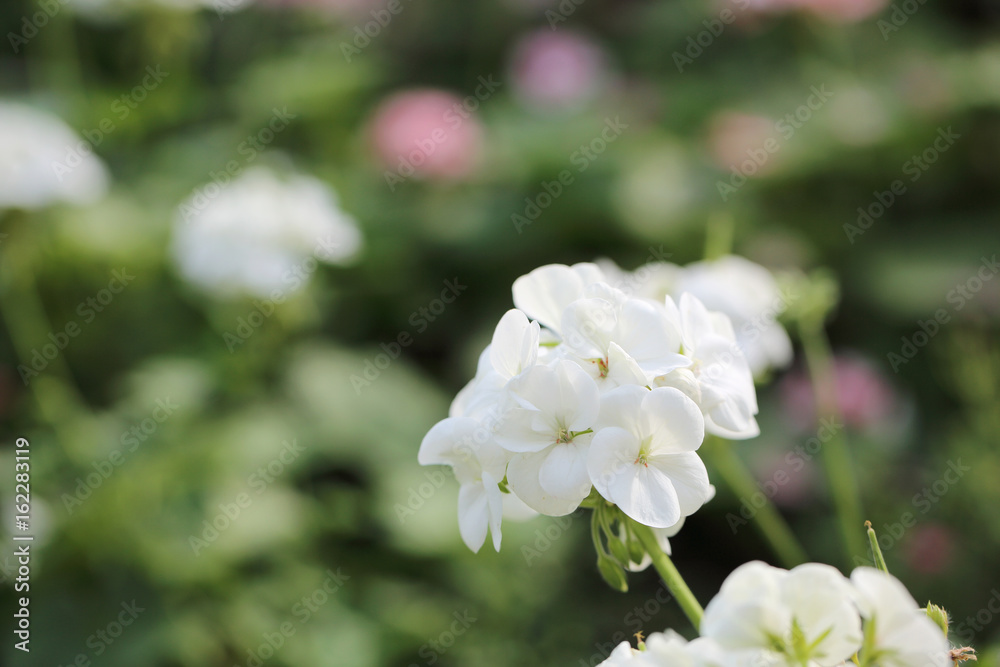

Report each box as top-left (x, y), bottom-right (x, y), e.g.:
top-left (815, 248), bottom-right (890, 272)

top-left (482, 471), bottom-right (504, 552)
top-left (641, 387), bottom-right (706, 455)
top-left (607, 463), bottom-right (682, 528)
top-left (652, 451), bottom-right (713, 517)
top-left (587, 426), bottom-right (641, 500)
top-left (507, 451), bottom-right (583, 516)
top-left (595, 385), bottom-right (648, 432)
top-left (561, 297), bottom-right (616, 359)
top-left (537, 438), bottom-right (592, 503)
top-left (512, 264), bottom-right (587, 333)
top-left (457, 482), bottom-right (489, 552)
top-left (490, 309), bottom-right (539, 379)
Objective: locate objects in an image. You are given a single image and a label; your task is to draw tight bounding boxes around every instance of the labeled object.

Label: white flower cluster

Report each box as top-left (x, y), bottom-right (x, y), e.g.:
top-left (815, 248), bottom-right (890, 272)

top-left (600, 254), bottom-right (794, 377)
top-left (0, 102), bottom-right (109, 211)
top-left (419, 261), bottom-right (765, 552)
top-left (171, 167), bottom-right (362, 298)
top-left (600, 562), bottom-right (951, 667)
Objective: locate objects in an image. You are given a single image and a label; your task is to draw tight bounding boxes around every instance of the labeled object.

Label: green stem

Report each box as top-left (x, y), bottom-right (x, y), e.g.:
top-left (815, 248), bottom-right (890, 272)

top-left (704, 437), bottom-right (808, 568)
top-left (704, 212), bottom-right (734, 260)
top-left (800, 321), bottom-right (865, 568)
top-left (630, 520), bottom-right (704, 631)
top-left (865, 521), bottom-right (889, 574)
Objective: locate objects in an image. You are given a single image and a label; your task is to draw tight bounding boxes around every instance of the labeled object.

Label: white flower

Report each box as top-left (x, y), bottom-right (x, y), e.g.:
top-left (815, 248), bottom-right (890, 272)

top-left (490, 309), bottom-right (540, 381)
top-left (560, 285), bottom-right (689, 388)
top-left (850, 568), bottom-right (950, 667)
top-left (418, 417), bottom-right (508, 552)
top-left (0, 102), bottom-right (109, 210)
top-left (512, 262), bottom-right (607, 334)
top-left (597, 631), bottom-right (729, 667)
top-left (657, 293), bottom-right (759, 439)
top-left (496, 360), bottom-right (599, 515)
top-left (172, 167), bottom-right (361, 298)
top-left (587, 385), bottom-right (711, 528)
top-left (598, 641), bottom-right (642, 666)
top-left (701, 561), bottom-right (862, 667)
top-left (676, 256), bottom-right (793, 376)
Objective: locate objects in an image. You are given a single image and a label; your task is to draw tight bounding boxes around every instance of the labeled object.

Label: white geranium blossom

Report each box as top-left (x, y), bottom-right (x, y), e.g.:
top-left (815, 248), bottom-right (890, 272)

top-left (676, 255), bottom-right (793, 376)
top-left (657, 293), bottom-right (759, 439)
top-left (0, 102), bottom-right (109, 210)
top-left (420, 260), bottom-right (768, 552)
top-left (588, 385), bottom-right (712, 528)
top-left (512, 262), bottom-right (607, 334)
top-left (497, 360), bottom-right (599, 515)
top-left (561, 285), bottom-right (690, 387)
top-left (850, 568), bottom-right (950, 667)
top-left (418, 417), bottom-right (508, 552)
top-left (701, 561), bottom-right (862, 667)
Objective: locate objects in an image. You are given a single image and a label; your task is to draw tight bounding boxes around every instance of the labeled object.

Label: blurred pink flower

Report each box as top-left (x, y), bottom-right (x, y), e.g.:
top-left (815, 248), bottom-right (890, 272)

top-left (904, 523), bottom-right (955, 575)
top-left (754, 450), bottom-right (821, 508)
top-left (259, 0), bottom-right (381, 15)
top-left (781, 354), bottom-right (898, 431)
top-left (369, 89), bottom-right (484, 181)
top-left (706, 111), bottom-right (778, 176)
top-left (509, 30), bottom-right (608, 111)
top-left (745, 0), bottom-right (887, 23)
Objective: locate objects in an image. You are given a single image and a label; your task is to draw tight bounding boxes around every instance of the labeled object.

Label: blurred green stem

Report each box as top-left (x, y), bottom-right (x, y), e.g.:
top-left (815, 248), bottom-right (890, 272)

top-left (704, 213), bottom-right (734, 260)
top-left (800, 319), bottom-right (865, 568)
top-left (0, 217), bottom-right (86, 463)
top-left (630, 520), bottom-right (704, 630)
top-left (704, 436), bottom-right (808, 568)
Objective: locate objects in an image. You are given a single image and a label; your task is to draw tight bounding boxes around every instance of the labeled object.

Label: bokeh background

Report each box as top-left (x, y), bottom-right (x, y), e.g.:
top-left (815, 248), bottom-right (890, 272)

top-left (2, 0), bottom-right (1000, 665)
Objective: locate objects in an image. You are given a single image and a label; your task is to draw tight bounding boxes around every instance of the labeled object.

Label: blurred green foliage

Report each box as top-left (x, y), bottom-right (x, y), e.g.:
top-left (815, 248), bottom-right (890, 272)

top-left (1, 0), bottom-right (1000, 665)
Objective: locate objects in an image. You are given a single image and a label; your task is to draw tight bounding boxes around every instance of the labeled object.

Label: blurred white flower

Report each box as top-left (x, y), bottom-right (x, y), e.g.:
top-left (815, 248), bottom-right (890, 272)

top-left (676, 255), bottom-right (794, 376)
top-left (701, 561), bottom-right (862, 666)
top-left (171, 167), bottom-right (362, 298)
top-left (0, 102), bottom-right (109, 211)
top-left (850, 568), bottom-right (950, 667)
